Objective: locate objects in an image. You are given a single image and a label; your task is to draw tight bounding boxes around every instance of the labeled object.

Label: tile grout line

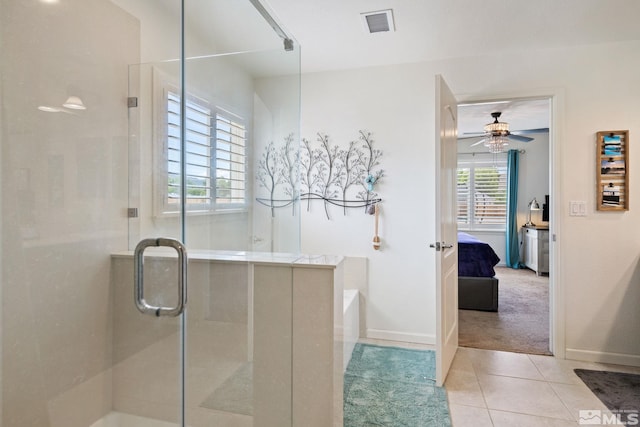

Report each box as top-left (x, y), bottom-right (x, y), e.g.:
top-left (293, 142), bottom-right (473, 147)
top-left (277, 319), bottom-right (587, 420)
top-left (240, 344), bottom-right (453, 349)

top-left (528, 354), bottom-right (621, 423)
top-left (530, 353), bottom-right (582, 423)
top-left (467, 352), bottom-right (496, 426)
top-left (471, 350), bottom-right (578, 424)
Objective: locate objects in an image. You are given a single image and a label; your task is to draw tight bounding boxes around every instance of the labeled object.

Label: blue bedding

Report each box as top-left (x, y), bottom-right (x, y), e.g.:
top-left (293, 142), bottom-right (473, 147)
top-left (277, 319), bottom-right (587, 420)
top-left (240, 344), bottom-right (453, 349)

top-left (457, 232), bottom-right (500, 277)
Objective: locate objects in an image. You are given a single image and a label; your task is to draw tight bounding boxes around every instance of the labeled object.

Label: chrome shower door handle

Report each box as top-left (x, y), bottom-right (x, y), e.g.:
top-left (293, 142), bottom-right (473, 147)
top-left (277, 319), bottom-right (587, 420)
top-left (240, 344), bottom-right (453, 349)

top-left (134, 238), bottom-right (187, 317)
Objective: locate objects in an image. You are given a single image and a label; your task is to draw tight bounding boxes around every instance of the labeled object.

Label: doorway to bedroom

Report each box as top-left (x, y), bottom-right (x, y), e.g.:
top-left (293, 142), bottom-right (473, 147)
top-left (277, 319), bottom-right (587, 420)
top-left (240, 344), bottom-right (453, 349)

top-left (456, 97), bottom-right (552, 356)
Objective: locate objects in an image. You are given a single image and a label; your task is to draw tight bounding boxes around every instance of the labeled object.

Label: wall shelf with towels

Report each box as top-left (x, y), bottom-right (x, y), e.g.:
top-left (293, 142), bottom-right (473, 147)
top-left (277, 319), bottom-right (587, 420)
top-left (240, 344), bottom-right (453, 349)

top-left (596, 130), bottom-right (629, 211)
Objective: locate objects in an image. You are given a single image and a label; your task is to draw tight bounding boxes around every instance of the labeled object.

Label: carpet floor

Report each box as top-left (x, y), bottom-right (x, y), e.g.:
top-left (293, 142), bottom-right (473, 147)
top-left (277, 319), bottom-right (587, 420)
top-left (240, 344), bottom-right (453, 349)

top-left (458, 266), bottom-right (551, 355)
top-left (575, 369), bottom-right (640, 426)
top-left (344, 343), bottom-right (451, 427)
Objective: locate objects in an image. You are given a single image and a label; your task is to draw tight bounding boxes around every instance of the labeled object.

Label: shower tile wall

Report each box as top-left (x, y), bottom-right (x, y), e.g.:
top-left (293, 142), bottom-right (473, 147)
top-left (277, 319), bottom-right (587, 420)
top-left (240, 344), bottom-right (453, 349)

top-left (1, 1), bottom-right (139, 426)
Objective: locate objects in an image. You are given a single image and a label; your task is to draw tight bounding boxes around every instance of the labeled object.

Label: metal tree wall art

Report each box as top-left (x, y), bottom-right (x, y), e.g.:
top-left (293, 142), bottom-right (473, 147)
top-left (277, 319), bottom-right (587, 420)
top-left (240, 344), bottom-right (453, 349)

top-left (301, 137), bottom-right (322, 212)
top-left (279, 134), bottom-right (299, 215)
top-left (256, 130), bottom-right (384, 219)
top-left (256, 134), bottom-right (299, 217)
top-left (312, 133), bottom-right (341, 218)
top-left (256, 141), bottom-right (280, 218)
top-left (357, 131), bottom-right (384, 213)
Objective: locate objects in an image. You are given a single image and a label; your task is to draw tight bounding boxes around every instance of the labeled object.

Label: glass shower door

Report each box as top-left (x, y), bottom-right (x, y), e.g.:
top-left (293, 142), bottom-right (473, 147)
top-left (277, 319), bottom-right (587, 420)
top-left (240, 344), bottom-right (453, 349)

top-left (119, 2), bottom-right (301, 427)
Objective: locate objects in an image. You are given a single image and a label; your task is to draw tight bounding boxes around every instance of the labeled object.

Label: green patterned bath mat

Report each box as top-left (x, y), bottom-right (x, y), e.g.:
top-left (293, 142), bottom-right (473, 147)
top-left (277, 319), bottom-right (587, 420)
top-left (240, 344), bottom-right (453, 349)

top-left (344, 344), bottom-right (451, 427)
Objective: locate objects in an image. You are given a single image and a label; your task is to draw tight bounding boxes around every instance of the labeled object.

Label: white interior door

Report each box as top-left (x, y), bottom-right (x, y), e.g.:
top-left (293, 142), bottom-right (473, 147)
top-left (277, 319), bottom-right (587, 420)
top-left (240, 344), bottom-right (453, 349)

top-left (434, 75), bottom-right (459, 386)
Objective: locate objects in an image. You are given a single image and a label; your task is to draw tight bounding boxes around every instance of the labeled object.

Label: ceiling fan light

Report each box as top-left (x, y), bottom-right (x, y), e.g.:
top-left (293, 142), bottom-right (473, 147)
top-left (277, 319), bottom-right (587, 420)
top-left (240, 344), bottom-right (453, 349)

top-left (484, 121), bottom-right (509, 133)
top-left (484, 136), bottom-right (509, 153)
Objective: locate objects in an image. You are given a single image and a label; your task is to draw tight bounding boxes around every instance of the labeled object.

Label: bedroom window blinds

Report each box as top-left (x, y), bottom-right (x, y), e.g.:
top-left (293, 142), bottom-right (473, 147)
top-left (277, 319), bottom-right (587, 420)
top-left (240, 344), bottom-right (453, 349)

top-left (457, 158), bottom-right (507, 230)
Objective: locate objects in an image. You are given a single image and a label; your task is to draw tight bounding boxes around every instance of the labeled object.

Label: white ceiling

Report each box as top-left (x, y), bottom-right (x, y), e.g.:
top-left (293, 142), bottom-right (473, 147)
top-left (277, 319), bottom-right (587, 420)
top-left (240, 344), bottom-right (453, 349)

top-left (457, 99), bottom-right (550, 137)
top-left (266, 0), bottom-right (640, 73)
top-left (115, 1), bottom-right (640, 74)
top-left (114, 0), bottom-right (640, 132)
top-left (261, 0), bottom-right (638, 138)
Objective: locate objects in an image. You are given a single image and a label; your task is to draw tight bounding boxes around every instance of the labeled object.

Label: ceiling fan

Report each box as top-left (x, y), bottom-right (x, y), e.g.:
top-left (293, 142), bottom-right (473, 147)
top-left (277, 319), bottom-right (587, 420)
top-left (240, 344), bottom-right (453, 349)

top-left (460, 112), bottom-right (549, 148)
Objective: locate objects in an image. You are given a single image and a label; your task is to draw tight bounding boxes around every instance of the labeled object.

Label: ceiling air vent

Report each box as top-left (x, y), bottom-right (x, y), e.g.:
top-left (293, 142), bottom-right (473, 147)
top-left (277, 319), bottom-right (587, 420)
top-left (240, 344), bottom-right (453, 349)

top-left (361, 9), bottom-right (395, 33)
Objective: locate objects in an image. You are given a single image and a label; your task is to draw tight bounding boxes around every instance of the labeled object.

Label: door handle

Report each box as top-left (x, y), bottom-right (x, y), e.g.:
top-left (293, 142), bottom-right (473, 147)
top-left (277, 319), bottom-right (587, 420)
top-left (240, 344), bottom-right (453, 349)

top-left (134, 238), bottom-right (187, 317)
top-left (429, 242), bottom-right (454, 251)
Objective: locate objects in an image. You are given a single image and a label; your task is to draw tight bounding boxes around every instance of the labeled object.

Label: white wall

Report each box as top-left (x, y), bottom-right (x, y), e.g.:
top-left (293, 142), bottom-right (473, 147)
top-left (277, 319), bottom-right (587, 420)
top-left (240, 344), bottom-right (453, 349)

top-left (301, 39), bottom-right (640, 364)
top-left (301, 64), bottom-right (438, 343)
top-left (254, 73), bottom-right (302, 253)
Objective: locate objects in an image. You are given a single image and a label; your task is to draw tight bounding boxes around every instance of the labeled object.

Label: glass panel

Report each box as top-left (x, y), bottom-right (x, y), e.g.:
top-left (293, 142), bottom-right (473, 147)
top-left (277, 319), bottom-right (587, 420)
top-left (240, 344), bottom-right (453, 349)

top-left (180, 46), bottom-right (301, 427)
top-left (127, 51), bottom-right (301, 426)
top-left (0, 0), bottom-right (181, 426)
top-left (2, 1), bottom-right (300, 427)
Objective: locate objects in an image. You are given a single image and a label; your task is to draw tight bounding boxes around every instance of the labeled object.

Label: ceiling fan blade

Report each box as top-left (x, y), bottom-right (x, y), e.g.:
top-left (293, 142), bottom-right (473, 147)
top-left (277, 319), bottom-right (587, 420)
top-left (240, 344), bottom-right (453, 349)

top-left (511, 127), bottom-right (549, 135)
top-left (469, 139), bottom-right (487, 147)
top-left (508, 134), bottom-right (534, 142)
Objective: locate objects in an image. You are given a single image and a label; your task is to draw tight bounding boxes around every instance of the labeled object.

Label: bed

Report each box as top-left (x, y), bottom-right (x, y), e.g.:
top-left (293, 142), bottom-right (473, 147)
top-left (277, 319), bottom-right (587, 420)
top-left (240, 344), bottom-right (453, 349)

top-left (458, 232), bottom-right (500, 311)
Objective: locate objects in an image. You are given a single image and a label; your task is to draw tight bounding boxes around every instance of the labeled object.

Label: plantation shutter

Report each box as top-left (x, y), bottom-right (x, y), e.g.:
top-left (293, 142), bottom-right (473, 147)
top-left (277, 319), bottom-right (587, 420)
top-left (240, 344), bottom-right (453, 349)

top-left (167, 91), bottom-right (212, 207)
top-left (473, 165), bottom-right (507, 225)
top-left (457, 168), bottom-right (471, 224)
top-left (215, 114), bottom-right (246, 205)
top-left (457, 158), bottom-right (507, 229)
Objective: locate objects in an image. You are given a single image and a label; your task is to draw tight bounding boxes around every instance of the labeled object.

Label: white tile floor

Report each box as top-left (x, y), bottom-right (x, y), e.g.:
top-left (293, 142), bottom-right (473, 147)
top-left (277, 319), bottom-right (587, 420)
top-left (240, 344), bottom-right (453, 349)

top-left (446, 347), bottom-right (640, 427)
top-left (359, 339), bottom-right (640, 426)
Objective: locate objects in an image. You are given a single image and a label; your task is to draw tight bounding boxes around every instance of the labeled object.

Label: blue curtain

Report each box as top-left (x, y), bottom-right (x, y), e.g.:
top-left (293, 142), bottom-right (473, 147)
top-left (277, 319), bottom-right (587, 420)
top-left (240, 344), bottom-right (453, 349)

top-left (505, 149), bottom-right (520, 268)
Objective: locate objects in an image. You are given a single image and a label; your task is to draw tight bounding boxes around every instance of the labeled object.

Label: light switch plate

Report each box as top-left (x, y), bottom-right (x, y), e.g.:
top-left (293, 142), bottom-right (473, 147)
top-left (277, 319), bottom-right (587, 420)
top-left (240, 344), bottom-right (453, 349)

top-left (570, 201), bottom-right (587, 216)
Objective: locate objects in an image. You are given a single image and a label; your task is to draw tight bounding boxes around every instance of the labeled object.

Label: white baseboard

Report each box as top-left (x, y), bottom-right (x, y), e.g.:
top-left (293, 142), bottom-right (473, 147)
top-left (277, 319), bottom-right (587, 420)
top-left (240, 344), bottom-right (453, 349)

top-left (366, 329), bottom-right (435, 345)
top-left (565, 348), bottom-right (640, 368)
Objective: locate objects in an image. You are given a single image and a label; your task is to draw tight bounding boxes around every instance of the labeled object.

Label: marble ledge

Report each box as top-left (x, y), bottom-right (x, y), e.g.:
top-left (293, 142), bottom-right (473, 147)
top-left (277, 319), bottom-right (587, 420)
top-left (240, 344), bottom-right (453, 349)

top-left (111, 250), bottom-right (343, 269)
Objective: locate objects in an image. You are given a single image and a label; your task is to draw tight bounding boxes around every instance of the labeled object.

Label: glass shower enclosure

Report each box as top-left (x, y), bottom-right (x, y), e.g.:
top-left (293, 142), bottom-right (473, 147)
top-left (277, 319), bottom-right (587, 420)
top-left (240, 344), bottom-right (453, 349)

top-left (1, 0), bottom-right (301, 426)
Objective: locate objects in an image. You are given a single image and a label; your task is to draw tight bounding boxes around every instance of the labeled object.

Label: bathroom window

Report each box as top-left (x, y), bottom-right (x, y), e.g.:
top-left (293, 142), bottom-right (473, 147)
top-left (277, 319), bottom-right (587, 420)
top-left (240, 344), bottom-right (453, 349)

top-left (214, 113), bottom-right (247, 207)
top-left (163, 90), bottom-right (247, 214)
top-left (457, 157), bottom-right (507, 230)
